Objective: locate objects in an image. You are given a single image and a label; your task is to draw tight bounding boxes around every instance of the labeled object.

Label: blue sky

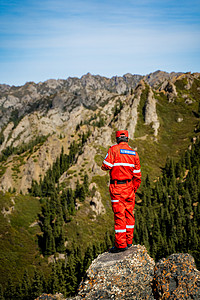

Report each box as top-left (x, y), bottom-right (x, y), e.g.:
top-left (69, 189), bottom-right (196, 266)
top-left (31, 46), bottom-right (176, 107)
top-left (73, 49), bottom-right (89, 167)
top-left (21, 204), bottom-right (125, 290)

top-left (0, 0), bottom-right (200, 86)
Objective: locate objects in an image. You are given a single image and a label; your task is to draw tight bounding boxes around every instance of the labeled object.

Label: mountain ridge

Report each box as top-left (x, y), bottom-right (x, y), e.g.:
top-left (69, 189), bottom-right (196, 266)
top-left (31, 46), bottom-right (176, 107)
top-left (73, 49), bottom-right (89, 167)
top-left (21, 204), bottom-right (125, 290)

top-left (0, 70), bottom-right (199, 194)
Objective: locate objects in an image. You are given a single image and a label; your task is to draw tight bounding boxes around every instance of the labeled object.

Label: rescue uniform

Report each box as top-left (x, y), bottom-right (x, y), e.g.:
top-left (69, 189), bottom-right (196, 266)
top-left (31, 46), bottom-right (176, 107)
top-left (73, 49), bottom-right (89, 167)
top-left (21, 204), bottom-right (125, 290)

top-left (101, 132), bottom-right (141, 249)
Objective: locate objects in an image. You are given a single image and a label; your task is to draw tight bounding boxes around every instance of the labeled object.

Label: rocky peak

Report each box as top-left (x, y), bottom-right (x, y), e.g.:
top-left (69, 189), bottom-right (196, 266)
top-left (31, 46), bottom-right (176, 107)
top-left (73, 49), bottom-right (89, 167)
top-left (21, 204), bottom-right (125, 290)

top-left (159, 80), bottom-right (178, 102)
top-left (0, 84), bottom-right (11, 94)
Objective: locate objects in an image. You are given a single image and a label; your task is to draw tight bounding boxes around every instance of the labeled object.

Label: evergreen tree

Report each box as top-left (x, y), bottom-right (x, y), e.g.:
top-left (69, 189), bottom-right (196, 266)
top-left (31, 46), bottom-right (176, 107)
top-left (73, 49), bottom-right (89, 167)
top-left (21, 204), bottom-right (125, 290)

top-left (183, 189), bottom-right (193, 216)
top-left (0, 285), bottom-right (4, 300)
top-left (79, 186), bottom-right (86, 202)
top-left (44, 225), bottom-right (56, 255)
top-left (15, 282), bottom-right (24, 300)
top-left (83, 244), bottom-right (94, 273)
top-left (30, 269), bottom-right (44, 299)
top-left (64, 253), bottom-right (78, 296)
top-left (49, 263), bottom-right (59, 295)
top-left (20, 269), bottom-right (31, 300)
top-left (3, 277), bottom-right (16, 300)
top-left (55, 261), bottom-right (66, 296)
top-left (83, 173), bottom-right (89, 193)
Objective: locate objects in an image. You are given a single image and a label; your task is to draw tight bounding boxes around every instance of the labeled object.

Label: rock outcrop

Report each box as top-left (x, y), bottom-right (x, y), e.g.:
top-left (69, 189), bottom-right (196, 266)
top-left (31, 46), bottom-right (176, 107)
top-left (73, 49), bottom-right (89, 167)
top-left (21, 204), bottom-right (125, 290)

top-left (158, 80), bottom-right (178, 102)
top-left (75, 245), bottom-right (155, 300)
top-left (70, 245), bottom-right (200, 300)
top-left (144, 87), bottom-right (160, 136)
top-left (89, 183), bottom-right (106, 217)
top-left (153, 253), bottom-right (200, 299)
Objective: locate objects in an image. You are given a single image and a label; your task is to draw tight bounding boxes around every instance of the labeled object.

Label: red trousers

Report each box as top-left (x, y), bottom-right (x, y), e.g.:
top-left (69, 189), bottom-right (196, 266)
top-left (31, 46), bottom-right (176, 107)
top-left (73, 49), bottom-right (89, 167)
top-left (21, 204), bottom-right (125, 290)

top-left (109, 180), bottom-right (135, 248)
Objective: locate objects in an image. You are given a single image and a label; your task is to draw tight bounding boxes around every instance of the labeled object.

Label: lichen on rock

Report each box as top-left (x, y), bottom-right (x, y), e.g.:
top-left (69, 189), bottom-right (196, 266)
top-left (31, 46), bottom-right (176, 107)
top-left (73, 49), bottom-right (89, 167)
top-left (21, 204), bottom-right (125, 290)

top-left (75, 245), bottom-right (155, 299)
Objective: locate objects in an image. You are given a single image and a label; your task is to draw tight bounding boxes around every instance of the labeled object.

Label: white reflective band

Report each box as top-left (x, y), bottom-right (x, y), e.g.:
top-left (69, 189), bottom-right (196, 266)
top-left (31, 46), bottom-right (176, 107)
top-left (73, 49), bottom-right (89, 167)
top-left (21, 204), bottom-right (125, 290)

top-left (114, 163), bottom-right (135, 167)
top-left (103, 160), bottom-right (113, 167)
top-left (111, 200), bottom-right (119, 203)
top-left (133, 169), bottom-right (141, 173)
top-left (115, 229), bottom-right (126, 233)
top-left (126, 225), bottom-right (134, 228)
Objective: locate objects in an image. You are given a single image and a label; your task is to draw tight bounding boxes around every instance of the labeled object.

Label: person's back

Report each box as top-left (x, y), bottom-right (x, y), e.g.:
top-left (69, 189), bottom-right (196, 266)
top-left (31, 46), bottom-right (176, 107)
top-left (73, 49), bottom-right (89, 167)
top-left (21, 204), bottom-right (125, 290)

top-left (104, 141), bottom-right (140, 181)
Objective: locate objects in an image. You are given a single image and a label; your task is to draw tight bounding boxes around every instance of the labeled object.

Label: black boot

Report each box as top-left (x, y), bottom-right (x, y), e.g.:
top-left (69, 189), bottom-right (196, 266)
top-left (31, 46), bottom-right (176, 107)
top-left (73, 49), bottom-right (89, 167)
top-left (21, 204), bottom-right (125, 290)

top-left (109, 246), bottom-right (128, 253)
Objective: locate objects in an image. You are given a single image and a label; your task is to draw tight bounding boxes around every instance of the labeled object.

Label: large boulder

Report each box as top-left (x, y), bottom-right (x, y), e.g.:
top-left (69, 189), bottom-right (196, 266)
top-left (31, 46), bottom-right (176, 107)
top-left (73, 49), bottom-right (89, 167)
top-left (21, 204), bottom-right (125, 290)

top-left (152, 253), bottom-right (200, 299)
top-left (75, 245), bottom-right (155, 299)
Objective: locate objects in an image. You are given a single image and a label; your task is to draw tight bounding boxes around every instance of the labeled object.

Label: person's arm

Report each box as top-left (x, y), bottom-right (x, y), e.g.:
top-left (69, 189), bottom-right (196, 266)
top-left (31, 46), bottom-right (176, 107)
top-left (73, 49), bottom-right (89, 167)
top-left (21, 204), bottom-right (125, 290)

top-left (132, 153), bottom-right (141, 192)
top-left (101, 148), bottom-right (114, 171)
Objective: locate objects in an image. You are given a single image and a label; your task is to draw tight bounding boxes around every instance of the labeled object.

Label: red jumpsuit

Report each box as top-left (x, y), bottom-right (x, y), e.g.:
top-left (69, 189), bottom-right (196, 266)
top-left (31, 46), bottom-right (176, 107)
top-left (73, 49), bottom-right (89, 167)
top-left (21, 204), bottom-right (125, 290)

top-left (101, 142), bottom-right (141, 248)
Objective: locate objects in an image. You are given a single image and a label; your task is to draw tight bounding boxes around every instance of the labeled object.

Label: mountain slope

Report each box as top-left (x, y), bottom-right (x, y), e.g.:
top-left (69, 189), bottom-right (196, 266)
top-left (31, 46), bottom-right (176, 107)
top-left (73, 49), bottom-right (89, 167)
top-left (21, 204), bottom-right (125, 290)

top-left (0, 70), bottom-right (200, 295)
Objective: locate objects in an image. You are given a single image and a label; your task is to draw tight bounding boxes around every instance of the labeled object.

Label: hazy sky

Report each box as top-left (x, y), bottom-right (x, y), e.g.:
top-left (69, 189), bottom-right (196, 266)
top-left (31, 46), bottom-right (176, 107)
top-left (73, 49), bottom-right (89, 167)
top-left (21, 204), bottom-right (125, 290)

top-left (0, 0), bottom-right (200, 86)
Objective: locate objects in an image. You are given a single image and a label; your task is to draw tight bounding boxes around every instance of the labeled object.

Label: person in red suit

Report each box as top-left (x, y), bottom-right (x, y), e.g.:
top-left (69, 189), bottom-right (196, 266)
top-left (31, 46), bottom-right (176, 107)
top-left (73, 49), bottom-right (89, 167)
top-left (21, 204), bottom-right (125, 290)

top-left (101, 130), bottom-right (141, 253)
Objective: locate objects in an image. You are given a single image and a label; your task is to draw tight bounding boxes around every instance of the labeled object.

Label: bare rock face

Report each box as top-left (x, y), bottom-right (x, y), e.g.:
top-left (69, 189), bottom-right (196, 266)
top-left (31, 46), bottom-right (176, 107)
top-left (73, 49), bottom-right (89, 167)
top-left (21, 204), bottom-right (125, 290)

top-left (144, 71), bottom-right (183, 89)
top-left (164, 81), bottom-right (178, 102)
top-left (117, 81), bottom-right (146, 139)
top-left (144, 87), bottom-right (160, 136)
top-left (76, 245), bottom-right (155, 299)
top-left (153, 253), bottom-right (200, 300)
top-left (89, 183), bottom-right (106, 217)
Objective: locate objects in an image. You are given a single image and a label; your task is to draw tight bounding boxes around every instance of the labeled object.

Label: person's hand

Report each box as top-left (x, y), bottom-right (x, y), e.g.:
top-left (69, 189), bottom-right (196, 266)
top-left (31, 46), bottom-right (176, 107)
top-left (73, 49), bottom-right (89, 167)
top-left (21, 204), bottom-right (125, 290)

top-left (101, 165), bottom-right (107, 171)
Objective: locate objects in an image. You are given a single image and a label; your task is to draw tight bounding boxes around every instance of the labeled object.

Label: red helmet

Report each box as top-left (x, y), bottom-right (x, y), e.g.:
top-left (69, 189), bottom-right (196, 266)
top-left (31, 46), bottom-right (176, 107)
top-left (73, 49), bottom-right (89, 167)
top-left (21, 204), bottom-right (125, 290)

top-left (116, 130), bottom-right (129, 138)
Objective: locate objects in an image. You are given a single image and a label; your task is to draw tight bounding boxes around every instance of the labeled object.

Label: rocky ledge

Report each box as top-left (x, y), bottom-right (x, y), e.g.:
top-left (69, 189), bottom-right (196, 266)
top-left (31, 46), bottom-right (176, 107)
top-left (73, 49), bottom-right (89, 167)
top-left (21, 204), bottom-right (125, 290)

top-left (36, 245), bottom-right (200, 300)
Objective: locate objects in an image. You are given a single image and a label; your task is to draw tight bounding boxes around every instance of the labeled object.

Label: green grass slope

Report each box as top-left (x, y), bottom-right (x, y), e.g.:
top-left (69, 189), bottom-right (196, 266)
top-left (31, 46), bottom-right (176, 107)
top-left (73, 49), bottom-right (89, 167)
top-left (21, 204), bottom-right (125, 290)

top-left (0, 192), bottom-right (50, 286)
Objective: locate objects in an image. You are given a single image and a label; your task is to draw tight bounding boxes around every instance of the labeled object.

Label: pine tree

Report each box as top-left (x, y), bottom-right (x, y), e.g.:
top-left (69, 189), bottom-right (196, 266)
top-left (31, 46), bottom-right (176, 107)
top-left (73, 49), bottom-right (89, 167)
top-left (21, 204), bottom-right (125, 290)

top-left (104, 231), bottom-right (112, 249)
top-left (30, 269), bottom-right (44, 299)
top-left (21, 269), bottom-right (31, 300)
top-left (142, 226), bottom-right (150, 252)
top-left (75, 180), bottom-right (81, 199)
top-left (185, 150), bottom-right (192, 170)
top-left (0, 284), bottom-right (5, 300)
top-left (15, 282), bottom-right (23, 300)
top-left (183, 189), bottom-right (192, 217)
top-left (64, 253), bottom-right (78, 296)
top-left (83, 173), bottom-right (89, 193)
top-left (67, 188), bottom-right (76, 215)
top-left (79, 186), bottom-right (86, 202)
top-left (49, 263), bottom-right (59, 295)
top-left (175, 160), bottom-right (182, 178)
top-left (83, 244), bottom-right (94, 273)
top-left (44, 225), bottom-right (56, 255)
top-left (3, 277), bottom-right (16, 300)
top-left (55, 261), bottom-right (67, 296)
